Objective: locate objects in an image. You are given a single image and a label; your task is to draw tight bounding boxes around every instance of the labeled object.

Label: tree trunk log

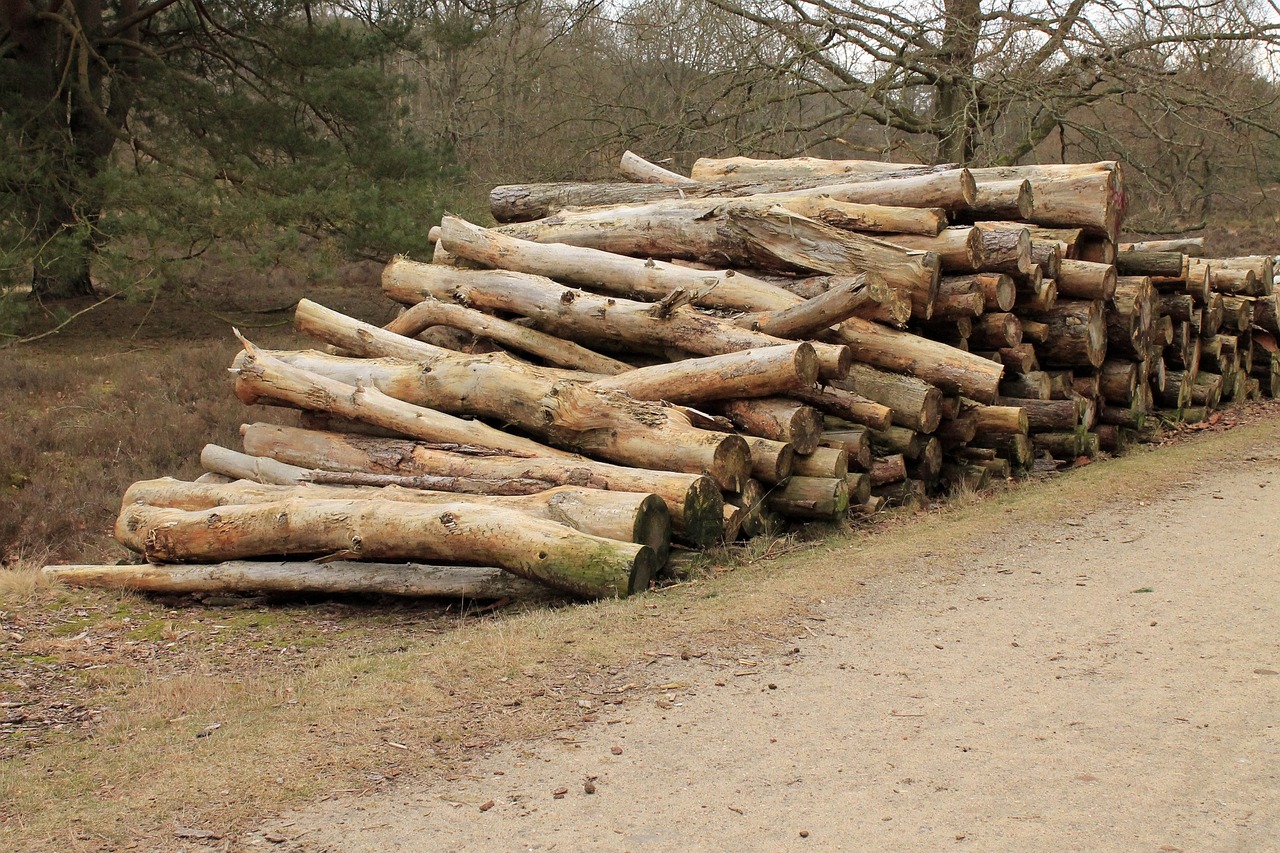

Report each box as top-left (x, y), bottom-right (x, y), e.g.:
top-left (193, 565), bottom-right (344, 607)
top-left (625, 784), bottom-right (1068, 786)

top-left (619, 150), bottom-right (690, 184)
top-left (239, 424), bottom-right (727, 548)
top-left (967, 179), bottom-right (1035, 220)
top-left (822, 427), bottom-right (873, 468)
top-left (967, 162), bottom-right (1126, 240)
top-left (707, 398), bottom-right (824, 454)
top-left (942, 273), bottom-right (1015, 312)
top-left (1115, 251), bottom-right (1183, 278)
top-left (881, 227), bottom-right (984, 272)
top-left (972, 226), bottom-right (1033, 275)
top-left (588, 344), bottom-right (818, 402)
top-left (828, 317), bottom-right (1003, 403)
top-left (834, 361), bottom-right (944, 433)
top-left (1120, 238), bottom-right (1203, 256)
top-left (115, 500), bottom-right (656, 599)
top-left (1024, 300), bottom-right (1107, 368)
top-left (689, 156), bottom-right (950, 182)
top-left (970, 404), bottom-right (1029, 435)
top-left (381, 262), bottom-right (852, 380)
top-left (1097, 360), bottom-right (1139, 405)
top-left (123, 478), bottom-right (672, 567)
top-left (739, 437), bottom-right (795, 484)
top-left (765, 476), bottom-right (851, 520)
top-left (788, 384), bottom-right (893, 431)
top-left (792, 446), bottom-right (849, 479)
top-left (1055, 259), bottom-right (1118, 300)
top-left (44, 561), bottom-right (552, 600)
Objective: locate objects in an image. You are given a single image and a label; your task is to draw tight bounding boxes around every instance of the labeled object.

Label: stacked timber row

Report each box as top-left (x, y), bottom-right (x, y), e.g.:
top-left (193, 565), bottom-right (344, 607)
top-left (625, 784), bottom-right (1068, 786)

top-left (44, 152), bottom-right (1276, 603)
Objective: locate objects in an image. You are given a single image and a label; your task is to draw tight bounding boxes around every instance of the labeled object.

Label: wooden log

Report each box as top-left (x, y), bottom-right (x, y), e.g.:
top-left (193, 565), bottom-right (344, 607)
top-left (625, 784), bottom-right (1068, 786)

top-left (832, 362), bottom-right (943, 433)
top-left (123, 479), bottom-right (672, 567)
top-left (968, 433), bottom-right (1034, 470)
top-left (438, 215), bottom-right (799, 313)
top-left (709, 398), bottom-right (824, 454)
top-left (1076, 236), bottom-right (1116, 265)
top-left (489, 170), bottom-right (978, 223)
top-left (792, 446), bottom-right (849, 479)
top-left (1212, 256), bottom-right (1274, 294)
top-left (619, 150), bottom-right (689, 184)
top-left (970, 404), bottom-right (1029, 436)
top-left (967, 179), bottom-right (1035, 220)
top-left (941, 462), bottom-right (991, 492)
top-left (589, 344), bottom-right (818, 403)
top-left (975, 227), bottom-right (1033, 275)
top-left (771, 273), bottom-right (914, 327)
top-left (1191, 372), bottom-right (1224, 407)
top-left (44, 561), bottom-right (551, 600)
top-left (867, 425), bottom-right (920, 459)
top-left (1116, 251), bottom-right (1183, 278)
top-left (845, 473), bottom-right (873, 506)
top-left (723, 206), bottom-right (941, 318)
top-left (932, 278), bottom-right (986, 319)
top-left (828, 317), bottom-right (1004, 402)
top-left (1254, 296), bottom-right (1280, 335)
top-left (116, 500), bottom-right (657, 599)
top-left (1055, 259), bottom-right (1117, 300)
top-left (739, 436), bottom-right (796, 485)
top-left (990, 344), bottom-right (1039, 373)
top-left (1097, 360), bottom-right (1139, 405)
top-left (734, 275), bottom-right (884, 338)
top-left (822, 427), bottom-right (873, 470)
top-left (789, 384), bottom-right (892, 431)
top-left (1020, 319), bottom-right (1050, 344)
top-left (689, 156), bottom-right (948, 182)
top-left (765, 197), bottom-right (949, 236)
top-left (1018, 277), bottom-right (1058, 312)
top-left (934, 410), bottom-right (978, 449)
top-left (727, 479), bottom-right (777, 539)
top-left (1160, 293), bottom-right (1196, 323)
top-left (968, 162), bottom-right (1126, 240)
top-left (232, 341), bottom-right (564, 460)
top-left (951, 273), bottom-right (1016, 312)
top-left (1028, 240), bottom-right (1062, 280)
top-left (872, 478), bottom-right (929, 507)
top-left (969, 313), bottom-right (1023, 349)
top-left (1219, 296), bottom-right (1254, 333)
top-left (238, 424), bottom-right (726, 548)
top-left (1024, 300), bottom-right (1107, 368)
top-left (906, 436), bottom-right (944, 483)
top-left (279, 314), bottom-right (755, 489)
top-left (1034, 430), bottom-right (1085, 460)
top-left (869, 453), bottom-right (907, 486)
top-left (1000, 397), bottom-right (1080, 431)
top-left (1000, 371), bottom-right (1052, 400)
top-left (1120, 238), bottom-right (1203, 256)
top-left (881, 227), bottom-right (984, 272)
top-left (384, 296), bottom-right (631, 376)
top-left (765, 476), bottom-right (850, 520)
top-left (382, 261), bottom-right (852, 380)
top-left (1156, 370), bottom-right (1195, 409)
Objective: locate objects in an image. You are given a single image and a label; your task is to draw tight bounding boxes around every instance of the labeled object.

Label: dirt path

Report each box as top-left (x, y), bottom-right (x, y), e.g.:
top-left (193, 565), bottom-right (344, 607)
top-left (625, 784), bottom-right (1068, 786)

top-left (251, 443), bottom-right (1280, 852)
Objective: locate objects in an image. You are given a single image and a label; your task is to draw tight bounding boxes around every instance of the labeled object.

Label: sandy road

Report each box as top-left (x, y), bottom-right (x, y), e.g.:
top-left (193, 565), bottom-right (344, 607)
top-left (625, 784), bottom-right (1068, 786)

top-left (249, 438), bottom-right (1280, 852)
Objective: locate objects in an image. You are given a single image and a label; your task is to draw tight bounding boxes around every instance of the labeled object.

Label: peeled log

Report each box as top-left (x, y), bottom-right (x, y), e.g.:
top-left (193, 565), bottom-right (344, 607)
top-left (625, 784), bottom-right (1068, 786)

top-left (619, 150), bottom-right (689, 184)
top-left (1023, 300), bottom-right (1107, 368)
top-left (437, 216), bottom-right (799, 313)
top-left (710, 398), bottom-right (824, 454)
top-left (125, 479), bottom-right (672, 567)
top-left (723, 206), bottom-right (940, 318)
top-left (828, 318), bottom-right (1004, 403)
top-left (239, 423), bottom-right (726, 548)
top-left (381, 261), bottom-right (852, 381)
top-left (44, 562), bottom-right (550, 600)
top-left (789, 384), bottom-right (892, 431)
top-left (834, 362), bottom-right (943, 433)
top-left (689, 156), bottom-right (948, 182)
top-left (115, 500), bottom-right (656, 599)
top-left (967, 179), bottom-right (1035, 220)
top-left (764, 197), bottom-right (948, 236)
top-left (881, 227), bottom-right (984, 272)
top-left (385, 296), bottom-right (631, 375)
top-left (740, 437), bottom-right (795, 484)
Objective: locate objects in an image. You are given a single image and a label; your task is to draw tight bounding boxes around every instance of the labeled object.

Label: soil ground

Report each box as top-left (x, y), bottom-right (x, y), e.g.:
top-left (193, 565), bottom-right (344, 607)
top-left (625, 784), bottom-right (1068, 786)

top-left (247, 429), bottom-right (1280, 852)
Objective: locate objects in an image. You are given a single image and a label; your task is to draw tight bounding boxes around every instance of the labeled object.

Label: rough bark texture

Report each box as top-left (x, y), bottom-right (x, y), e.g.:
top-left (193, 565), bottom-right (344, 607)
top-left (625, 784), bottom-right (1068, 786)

top-left (831, 317), bottom-right (1004, 403)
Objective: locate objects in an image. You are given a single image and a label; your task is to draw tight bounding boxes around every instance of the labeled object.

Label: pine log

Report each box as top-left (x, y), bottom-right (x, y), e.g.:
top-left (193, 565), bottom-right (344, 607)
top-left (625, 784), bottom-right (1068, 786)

top-left (1000, 371), bottom-right (1052, 400)
top-left (831, 361), bottom-right (945, 432)
top-left (1098, 360), bottom-right (1139, 405)
top-left (828, 317), bottom-right (1004, 402)
top-left (772, 274), bottom-right (914, 327)
top-left (1219, 296), bottom-right (1253, 333)
top-left (970, 404), bottom-right (1029, 436)
top-left (727, 479), bottom-right (777, 539)
top-left (1024, 300), bottom-right (1107, 368)
top-left (1157, 370), bottom-right (1195, 409)
top-left (44, 561), bottom-right (551, 600)
top-left (954, 273), bottom-right (1016, 312)
top-left (872, 478), bottom-right (928, 507)
top-left (1075, 235), bottom-right (1117, 265)
top-left (941, 462), bottom-right (991, 492)
top-left (1055, 260), bottom-right (1118, 300)
top-left (1034, 430), bottom-right (1085, 460)
top-left (1191, 372), bottom-right (1224, 407)
top-left (999, 397), bottom-right (1080, 432)
top-left (736, 275), bottom-right (882, 338)
top-left (1020, 319), bottom-right (1050, 343)
top-left (115, 500), bottom-right (656, 599)
top-left (969, 432), bottom-right (1034, 470)
top-left (974, 227), bottom-right (1033, 274)
top-left (1254, 296), bottom-right (1280, 335)
top-left (238, 424), bottom-right (727, 548)
top-left (869, 454), bottom-right (907, 486)
top-left (934, 410), bottom-right (978, 449)
top-left (845, 473), bottom-right (873, 506)
top-left (1120, 238), bottom-right (1203, 256)
top-left (1028, 240), bottom-right (1062, 280)
top-left (906, 436), bottom-right (944, 483)
top-left (1160, 293), bottom-right (1195, 323)
top-left (1115, 251), bottom-right (1183, 278)
top-left (437, 215), bottom-right (799, 313)
top-left (381, 261), bottom-right (852, 380)
top-left (1018, 278), bottom-right (1058, 312)
top-left (991, 344), bottom-right (1039, 373)
top-left (969, 313), bottom-right (1023, 349)
top-left (124, 479), bottom-right (672, 566)
top-left (764, 197), bottom-right (949, 236)
top-left (765, 476), bottom-right (851, 520)
top-left (932, 279), bottom-right (986, 319)
top-left (867, 425), bottom-right (920, 458)
top-left (709, 398), bottom-right (824, 454)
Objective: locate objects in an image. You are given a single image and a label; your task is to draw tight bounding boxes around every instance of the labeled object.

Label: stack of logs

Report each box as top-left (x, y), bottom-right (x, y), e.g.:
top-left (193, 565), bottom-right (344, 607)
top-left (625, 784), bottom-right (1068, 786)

top-left (44, 152), bottom-right (1279, 601)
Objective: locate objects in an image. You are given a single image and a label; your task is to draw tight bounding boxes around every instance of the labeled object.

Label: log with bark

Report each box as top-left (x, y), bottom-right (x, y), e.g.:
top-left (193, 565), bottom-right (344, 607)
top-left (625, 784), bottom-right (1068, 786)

top-left (688, 156), bottom-right (951, 182)
top-left (381, 261), bottom-right (853, 380)
top-left (1055, 259), bottom-right (1118, 301)
top-left (764, 476), bottom-right (851, 520)
top-left (709, 397), bottom-right (824, 454)
top-left (968, 162), bottom-right (1127, 240)
top-left (1023, 300), bottom-right (1107, 368)
top-left (880, 227), bottom-right (984, 272)
top-left (124, 478), bottom-right (673, 566)
top-left (834, 362), bottom-right (944, 432)
top-left (238, 423), bottom-right (728, 548)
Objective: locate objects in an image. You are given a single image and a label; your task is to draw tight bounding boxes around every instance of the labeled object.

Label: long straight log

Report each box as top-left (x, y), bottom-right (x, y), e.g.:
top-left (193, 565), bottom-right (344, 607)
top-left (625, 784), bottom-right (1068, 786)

top-left (765, 476), bottom-right (850, 520)
top-left (381, 261), bottom-right (852, 380)
top-left (1120, 238), bottom-right (1203, 256)
top-left (115, 500), bottom-right (656, 599)
top-left (619, 150), bottom-right (690, 184)
top-left (1056, 259), bottom-right (1118, 300)
top-left (788, 384), bottom-right (893, 431)
top-left (44, 562), bottom-right (551, 600)
top-left (385, 296), bottom-right (631, 375)
top-left (967, 179), bottom-right (1035, 220)
top-left (588, 344), bottom-right (818, 402)
top-left (828, 317), bottom-right (1004, 403)
top-left (881, 227), bottom-right (984, 272)
top-left (438, 216), bottom-right (800, 313)
top-left (1023, 300), bottom-right (1107, 368)
top-left (239, 424), bottom-right (727, 548)
top-left (739, 437), bottom-right (795, 484)
top-left (968, 163), bottom-right (1126, 240)
top-left (689, 156), bottom-right (948, 182)
top-left (123, 479), bottom-right (672, 566)
top-left (834, 361), bottom-right (943, 433)
top-left (709, 398), bottom-right (824, 454)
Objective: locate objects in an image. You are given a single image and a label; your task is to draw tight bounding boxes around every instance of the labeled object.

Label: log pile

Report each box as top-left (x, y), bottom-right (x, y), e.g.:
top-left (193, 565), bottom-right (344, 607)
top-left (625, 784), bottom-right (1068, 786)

top-left (44, 152), bottom-right (1279, 603)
